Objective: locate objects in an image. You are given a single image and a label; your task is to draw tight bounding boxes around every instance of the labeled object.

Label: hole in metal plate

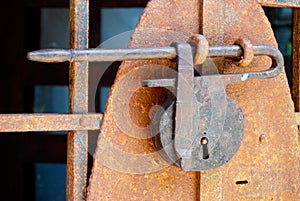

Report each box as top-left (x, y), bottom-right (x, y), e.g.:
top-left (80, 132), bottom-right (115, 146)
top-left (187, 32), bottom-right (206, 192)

top-left (236, 180), bottom-right (249, 185)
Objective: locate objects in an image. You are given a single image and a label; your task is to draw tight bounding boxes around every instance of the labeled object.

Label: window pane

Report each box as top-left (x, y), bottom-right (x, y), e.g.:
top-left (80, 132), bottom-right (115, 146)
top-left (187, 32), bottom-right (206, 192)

top-left (101, 8), bottom-right (144, 43)
top-left (41, 8), bottom-right (69, 48)
top-left (35, 163), bottom-right (66, 201)
top-left (95, 8), bottom-right (144, 113)
top-left (34, 86), bottom-right (68, 113)
top-left (264, 7), bottom-right (292, 88)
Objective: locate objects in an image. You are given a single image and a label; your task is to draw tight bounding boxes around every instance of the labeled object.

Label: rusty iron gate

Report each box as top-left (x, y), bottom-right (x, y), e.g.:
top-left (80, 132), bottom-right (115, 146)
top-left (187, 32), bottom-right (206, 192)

top-left (0, 0), bottom-right (300, 200)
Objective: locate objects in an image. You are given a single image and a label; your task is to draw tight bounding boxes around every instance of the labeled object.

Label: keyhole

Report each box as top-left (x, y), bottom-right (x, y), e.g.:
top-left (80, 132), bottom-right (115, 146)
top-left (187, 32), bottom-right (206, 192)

top-left (201, 137), bottom-right (209, 159)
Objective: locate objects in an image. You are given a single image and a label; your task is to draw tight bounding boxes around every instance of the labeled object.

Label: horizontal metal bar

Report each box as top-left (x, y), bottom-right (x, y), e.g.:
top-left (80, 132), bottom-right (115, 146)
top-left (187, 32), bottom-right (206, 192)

top-left (258, 0), bottom-right (300, 8)
top-left (28, 45), bottom-right (252, 63)
top-left (142, 45), bottom-right (284, 87)
top-left (0, 114), bottom-right (102, 132)
top-left (27, 45), bottom-right (283, 63)
top-left (28, 47), bottom-right (177, 63)
top-left (1, 111), bottom-right (298, 133)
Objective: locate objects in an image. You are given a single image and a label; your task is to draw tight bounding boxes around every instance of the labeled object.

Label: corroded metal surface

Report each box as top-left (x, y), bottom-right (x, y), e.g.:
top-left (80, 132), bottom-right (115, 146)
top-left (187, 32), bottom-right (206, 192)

top-left (156, 76), bottom-right (245, 171)
top-left (88, 0), bottom-right (299, 200)
top-left (233, 38), bottom-right (254, 67)
top-left (201, 0), bottom-right (299, 200)
top-left (87, 0), bottom-right (201, 200)
top-left (172, 42), bottom-right (196, 171)
top-left (67, 0), bottom-right (89, 200)
top-left (0, 114), bottom-right (102, 132)
top-left (295, 112), bottom-right (300, 125)
top-left (292, 9), bottom-right (300, 111)
top-left (258, 0), bottom-right (300, 8)
top-left (188, 34), bottom-right (209, 65)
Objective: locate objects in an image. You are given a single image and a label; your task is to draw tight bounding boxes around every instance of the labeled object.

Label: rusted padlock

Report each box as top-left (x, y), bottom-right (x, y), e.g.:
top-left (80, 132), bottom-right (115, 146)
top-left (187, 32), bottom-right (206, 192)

top-left (143, 35), bottom-right (283, 171)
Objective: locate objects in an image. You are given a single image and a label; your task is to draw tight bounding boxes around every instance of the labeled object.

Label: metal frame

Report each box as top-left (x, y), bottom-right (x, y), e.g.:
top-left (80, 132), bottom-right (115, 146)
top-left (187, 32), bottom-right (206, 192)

top-left (292, 9), bottom-right (300, 111)
top-left (258, 0), bottom-right (300, 8)
top-left (0, 1), bottom-right (299, 200)
top-left (67, 0), bottom-right (89, 200)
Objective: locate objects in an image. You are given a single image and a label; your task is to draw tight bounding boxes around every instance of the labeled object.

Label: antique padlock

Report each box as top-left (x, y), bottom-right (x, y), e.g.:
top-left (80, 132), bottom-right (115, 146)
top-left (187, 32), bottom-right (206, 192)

top-left (143, 35), bottom-right (283, 171)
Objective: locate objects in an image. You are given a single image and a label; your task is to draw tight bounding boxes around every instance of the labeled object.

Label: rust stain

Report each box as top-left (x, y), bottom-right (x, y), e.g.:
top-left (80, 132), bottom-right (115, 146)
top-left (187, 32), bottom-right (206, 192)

top-left (87, 0), bottom-right (299, 200)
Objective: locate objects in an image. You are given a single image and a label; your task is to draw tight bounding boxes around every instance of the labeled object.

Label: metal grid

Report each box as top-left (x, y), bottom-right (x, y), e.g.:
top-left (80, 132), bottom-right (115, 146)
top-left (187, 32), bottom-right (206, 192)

top-left (0, 0), bottom-right (91, 200)
top-left (0, 0), bottom-right (298, 201)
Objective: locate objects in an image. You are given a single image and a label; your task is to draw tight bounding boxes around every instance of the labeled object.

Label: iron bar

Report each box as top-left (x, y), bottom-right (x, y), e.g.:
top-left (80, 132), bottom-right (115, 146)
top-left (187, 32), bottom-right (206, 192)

top-left (292, 9), bottom-right (300, 111)
top-left (28, 47), bottom-right (176, 62)
top-left (258, 0), bottom-right (300, 8)
top-left (67, 0), bottom-right (89, 200)
top-left (0, 114), bottom-right (102, 132)
top-left (142, 45), bottom-right (284, 87)
top-left (28, 45), bottom-right (273, 63)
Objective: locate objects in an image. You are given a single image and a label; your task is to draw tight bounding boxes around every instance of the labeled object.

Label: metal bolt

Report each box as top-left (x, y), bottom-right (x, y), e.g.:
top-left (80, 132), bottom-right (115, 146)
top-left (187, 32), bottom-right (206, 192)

top-left (259, 134), bottom-right (268, 144)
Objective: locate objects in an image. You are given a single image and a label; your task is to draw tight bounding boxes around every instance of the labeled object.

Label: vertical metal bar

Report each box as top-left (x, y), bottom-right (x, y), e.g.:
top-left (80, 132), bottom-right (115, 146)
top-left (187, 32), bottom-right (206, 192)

top-left (292, 9), bottom-right (300, 111)
top-left (67, 0), bottom-right (89, 200)
top-left (200, 1), bottom-right (224, 200)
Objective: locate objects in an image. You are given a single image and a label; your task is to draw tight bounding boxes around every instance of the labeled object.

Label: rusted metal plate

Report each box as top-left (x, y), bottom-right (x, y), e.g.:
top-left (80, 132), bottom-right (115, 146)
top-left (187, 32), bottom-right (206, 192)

top-left (201, 0), bottom-right (299, 200)
top-left (0, 114), bottom-right (102, 132)
top-left (87, 0), bottom-right (200, 200)
top-left (258, 0), bottom-right (300, 8)
top-left (87, 0), bottom-right (299, 200)
top-left (67, 0), bottom-right (89, 200)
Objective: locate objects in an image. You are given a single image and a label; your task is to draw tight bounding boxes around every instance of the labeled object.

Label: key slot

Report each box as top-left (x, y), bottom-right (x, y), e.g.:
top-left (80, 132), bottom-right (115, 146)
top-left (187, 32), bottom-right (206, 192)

top-left (201, 137), bottom-right (209, 160)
